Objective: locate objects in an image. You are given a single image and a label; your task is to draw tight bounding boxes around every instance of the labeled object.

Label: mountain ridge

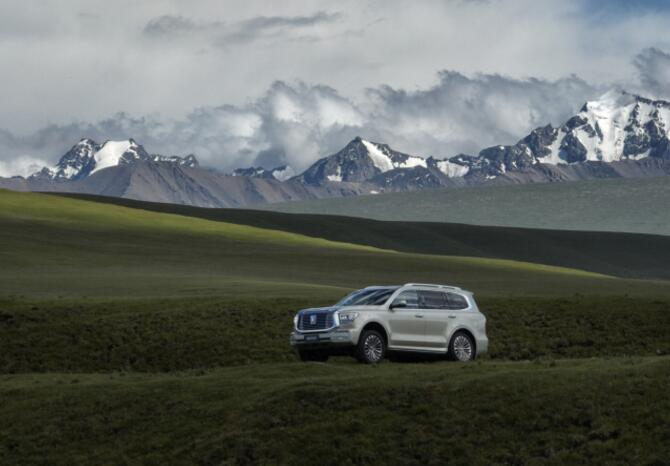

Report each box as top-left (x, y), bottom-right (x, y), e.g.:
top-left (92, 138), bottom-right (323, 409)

top-left (2, 89), bottom-right (670, 207)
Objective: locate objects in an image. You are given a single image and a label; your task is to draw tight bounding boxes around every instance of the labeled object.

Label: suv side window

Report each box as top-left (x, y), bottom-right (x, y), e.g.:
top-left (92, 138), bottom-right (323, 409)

top-left (418, 290), bottom-right (448, 309)
top-left (391, 290), bottom-right (419, 308)
top-left (446, 292), bottom-right (469, 310)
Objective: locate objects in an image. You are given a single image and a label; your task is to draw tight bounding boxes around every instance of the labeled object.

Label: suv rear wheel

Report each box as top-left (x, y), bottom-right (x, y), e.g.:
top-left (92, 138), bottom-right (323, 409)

top-left (355, 330), bottom-right (386, 364)
top-left (448, 331), bottom-right (475, 361)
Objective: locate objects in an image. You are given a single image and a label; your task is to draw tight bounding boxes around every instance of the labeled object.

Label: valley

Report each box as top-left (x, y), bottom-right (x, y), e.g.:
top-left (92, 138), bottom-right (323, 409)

top-left (266, 175), bottom-right (670, 236)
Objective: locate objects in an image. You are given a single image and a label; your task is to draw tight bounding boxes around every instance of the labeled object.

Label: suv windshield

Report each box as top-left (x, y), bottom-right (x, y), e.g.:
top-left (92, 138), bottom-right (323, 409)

top-left (335, 287), bottom-right (398, 307)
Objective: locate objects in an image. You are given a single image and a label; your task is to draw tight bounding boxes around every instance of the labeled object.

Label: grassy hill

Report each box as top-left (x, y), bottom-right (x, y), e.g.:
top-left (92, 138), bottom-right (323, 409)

top-left (2, 189), bottom-right (670, 465)
top-left (263, 176), bottom-right (670, 236)
top-left (4, 189), bottom-right (663, 299)
top-left (53, 192), bottom-right (670, 280)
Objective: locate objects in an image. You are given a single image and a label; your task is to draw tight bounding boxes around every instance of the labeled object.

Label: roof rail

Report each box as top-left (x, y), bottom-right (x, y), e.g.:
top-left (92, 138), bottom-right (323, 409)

top-left (403, 283), bottom-right (462, 290)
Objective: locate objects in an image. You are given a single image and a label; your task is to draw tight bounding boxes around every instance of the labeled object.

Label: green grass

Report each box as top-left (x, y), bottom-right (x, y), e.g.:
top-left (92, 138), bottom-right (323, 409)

top-left (264, 176), bottom-right (670, 236)
top-left (1, 295), bottom-right (669, 373)
top-left (54, 192), bottom-right (670, 280)
top-left (2, 189), bottom-right (670, 464)
top-left (2, 357), bottom-right (669, 465)
top-left (2, 190), bottom-right (670, 299)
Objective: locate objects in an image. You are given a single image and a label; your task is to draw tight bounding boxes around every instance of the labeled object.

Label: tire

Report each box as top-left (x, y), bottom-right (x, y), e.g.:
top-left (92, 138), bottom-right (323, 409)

top-left (355, 330), bottom-right (386, 364)
top-left (297, 350), bottom-right (329, 362)
top-left (448, 331), bottom-right (476, 362)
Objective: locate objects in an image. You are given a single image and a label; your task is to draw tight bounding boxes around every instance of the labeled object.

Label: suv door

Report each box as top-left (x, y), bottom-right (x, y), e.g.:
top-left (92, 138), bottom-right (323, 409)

top-left (420, 290), bottom-right (471, 350)
top-left (417, 290), bottom-right (449, 349)
top-left (387, 290), bottom-right (427, 349)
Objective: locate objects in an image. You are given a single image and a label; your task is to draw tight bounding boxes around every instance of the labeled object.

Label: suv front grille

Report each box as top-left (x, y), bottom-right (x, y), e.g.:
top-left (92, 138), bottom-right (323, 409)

top-left (298, 311), bottom-right (335, 331)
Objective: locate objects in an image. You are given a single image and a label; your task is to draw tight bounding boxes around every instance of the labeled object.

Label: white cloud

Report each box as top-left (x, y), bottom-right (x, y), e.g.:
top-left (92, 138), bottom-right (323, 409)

top-left (633, 48), bottom-right (670, 100)
top-left (0, 155), bottom-right (49, 178)
top-left (0, 72), bottom-right (600, 174)
top-left (1, 0), bottom-right (670, 175)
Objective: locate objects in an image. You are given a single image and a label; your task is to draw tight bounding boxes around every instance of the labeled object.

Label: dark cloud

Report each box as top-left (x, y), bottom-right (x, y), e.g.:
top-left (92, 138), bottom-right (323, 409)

top-left (142, 10), bottom-right (342, 45)
top-left (366, 71), bottom-right (600, 156)
top-left (224, 11), bottom-right (341, 44)
top-left (634, 48), bottom-right (670, 99)
top-left (142, 15), bottom-right (202, 37)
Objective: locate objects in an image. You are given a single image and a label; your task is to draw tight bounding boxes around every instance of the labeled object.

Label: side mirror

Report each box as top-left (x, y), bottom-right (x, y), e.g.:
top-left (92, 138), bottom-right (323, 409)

top-left (390, 299), bottom-right (407, 310)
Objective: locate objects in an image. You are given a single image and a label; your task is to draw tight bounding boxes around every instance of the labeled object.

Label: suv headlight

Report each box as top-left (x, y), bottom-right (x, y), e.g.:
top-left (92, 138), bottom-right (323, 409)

top-left (338, 311), bottom-right (359, 324)
top-left (293, 314), bottom-right (299, 327)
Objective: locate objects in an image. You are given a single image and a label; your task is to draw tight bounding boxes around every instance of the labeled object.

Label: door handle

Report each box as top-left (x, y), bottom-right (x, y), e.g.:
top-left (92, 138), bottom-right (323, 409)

top-left (415, 313), bottom-right (424, 318)
top-left (448, 315), bottom-right (456, 319)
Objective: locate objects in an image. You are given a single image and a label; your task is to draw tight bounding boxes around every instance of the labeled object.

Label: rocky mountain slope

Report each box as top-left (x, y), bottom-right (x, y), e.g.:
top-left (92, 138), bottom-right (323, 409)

top-left (2, 90), bottom-right (670, 207)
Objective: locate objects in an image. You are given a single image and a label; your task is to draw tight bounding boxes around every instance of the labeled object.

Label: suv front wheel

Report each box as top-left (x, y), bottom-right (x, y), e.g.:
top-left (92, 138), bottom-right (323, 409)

top-left (355, 330), bottom-right (386, 364)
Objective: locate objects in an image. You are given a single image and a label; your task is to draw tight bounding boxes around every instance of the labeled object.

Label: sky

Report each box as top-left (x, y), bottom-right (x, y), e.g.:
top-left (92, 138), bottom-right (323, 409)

top-left (1, 0), bottom-right (670, 176)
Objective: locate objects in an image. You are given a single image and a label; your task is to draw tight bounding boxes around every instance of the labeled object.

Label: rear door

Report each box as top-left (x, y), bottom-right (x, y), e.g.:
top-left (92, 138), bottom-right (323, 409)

top-left (387, 290), bottom-right (427, 349)
top-left (419, 290), bottom-right (451, 349)
top-left (423, 291), bottom-right (474, 350)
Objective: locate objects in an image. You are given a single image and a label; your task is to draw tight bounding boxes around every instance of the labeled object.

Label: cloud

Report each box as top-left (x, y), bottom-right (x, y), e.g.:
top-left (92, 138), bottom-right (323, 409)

top-left (0, 155), bottom-right (49, 178)
top-left (142, 10), bottom-right (342, 46)
top-left (365, 71), bottom-right (600, 156)
top-left (633, 48), bottom-right (670, 100)
top-left (142, 15), bottom-right (202, 37)
top-left (0, 71), bottom-right (604, 175)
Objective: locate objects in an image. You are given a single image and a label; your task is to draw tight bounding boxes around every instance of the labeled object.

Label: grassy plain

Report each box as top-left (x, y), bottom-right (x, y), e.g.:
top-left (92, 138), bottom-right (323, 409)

top-left (1, 190), bottom-right (669, 464)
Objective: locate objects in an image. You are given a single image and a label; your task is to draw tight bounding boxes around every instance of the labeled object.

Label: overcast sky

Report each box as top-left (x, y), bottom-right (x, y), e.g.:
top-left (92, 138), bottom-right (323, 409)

top-left (2, 0), bottom-right (670, 176)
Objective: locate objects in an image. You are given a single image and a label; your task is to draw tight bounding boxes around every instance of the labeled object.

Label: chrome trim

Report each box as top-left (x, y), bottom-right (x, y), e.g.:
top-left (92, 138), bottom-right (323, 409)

top-left (403, 283), bottom-right (462, 291)
top-left (294, 311), bottom-right (339, 333)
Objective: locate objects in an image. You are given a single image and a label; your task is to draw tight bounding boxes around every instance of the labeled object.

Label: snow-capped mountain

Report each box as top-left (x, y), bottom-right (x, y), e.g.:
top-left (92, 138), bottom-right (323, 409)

top-left (29, 138), bottom-right (198, 181)
top-left (297, 90), bottom-right (670, 188)
top-left (294, 136), bottom-right (479, 191)
top-left (296, 136), bottom-right (452, 185)
top-left (232, 165), bottom-right (295, 181)
top-left (3, 90), bottom-right (670, 207)
top-left (475, 90), bottom-right (670, 177)
top-left (30, 138), bottom-right (101, 181)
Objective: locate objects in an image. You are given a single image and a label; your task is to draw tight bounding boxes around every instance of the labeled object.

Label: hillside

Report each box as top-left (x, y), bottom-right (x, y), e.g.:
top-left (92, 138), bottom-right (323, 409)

top-left (54, 192), bottom-right (670, 280)
top-left (265, 176), bottom-right (670, 236)
top-left (4, 189), bottom-right (664, 298)
top-left (2, 189), bottom-right (670, 464)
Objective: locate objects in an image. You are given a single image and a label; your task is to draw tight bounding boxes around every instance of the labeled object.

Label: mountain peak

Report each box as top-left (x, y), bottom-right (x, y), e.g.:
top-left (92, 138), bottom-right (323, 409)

top-left (27, 138), bottom-right (199, 181)
top-left (583, 89), bottom-right (670, 115)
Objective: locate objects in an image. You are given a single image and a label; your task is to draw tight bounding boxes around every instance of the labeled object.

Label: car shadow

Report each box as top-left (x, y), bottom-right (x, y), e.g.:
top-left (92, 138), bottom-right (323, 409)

top-left (387, 352), bottom-right (448, 363)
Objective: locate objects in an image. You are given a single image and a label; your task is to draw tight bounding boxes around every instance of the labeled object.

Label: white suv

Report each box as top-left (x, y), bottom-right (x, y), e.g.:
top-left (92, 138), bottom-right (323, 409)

top-left (290, 283), bottom-right (488, 363)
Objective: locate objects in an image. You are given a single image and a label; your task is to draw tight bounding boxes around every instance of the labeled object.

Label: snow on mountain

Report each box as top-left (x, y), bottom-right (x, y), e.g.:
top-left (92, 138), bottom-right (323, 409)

top-left (90, 140), bottom-right (147, 175)
top-left (153, 154), bottom-right (199, 168)
top-left (297, 137), bottom-right (452, 186)
top-left (360, 139), bottom-right (427, 172)
top-left (27, 139), bottom-right (198, 181)
top-left (30, 138), bottom-right (100, 181)
top-left (8, 89), bottom-right (670, 201)
top-left (270, 165), bottom-right (295, 181)
top-left (297, 90), bottom-right (670, 189)
top-left (519, 90), bottom-right (670, 166)
top-left (232, 165), bottom-right (295, 181)
top-left (461, 90), bottom-right (670, 178)
top-left (434, 158), bottom-right (470, 177)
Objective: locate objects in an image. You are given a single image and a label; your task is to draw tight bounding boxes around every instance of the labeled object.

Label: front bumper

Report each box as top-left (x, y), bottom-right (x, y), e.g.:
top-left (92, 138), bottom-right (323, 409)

top-left (290, 329), bottom-right (355, 347)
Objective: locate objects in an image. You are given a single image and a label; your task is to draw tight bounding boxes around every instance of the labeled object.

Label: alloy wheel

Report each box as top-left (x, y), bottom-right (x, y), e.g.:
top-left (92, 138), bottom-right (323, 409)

top-left (363, 334), bottom-right (383, 362)
top-left (453, 334), bottom-right (473, 361)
